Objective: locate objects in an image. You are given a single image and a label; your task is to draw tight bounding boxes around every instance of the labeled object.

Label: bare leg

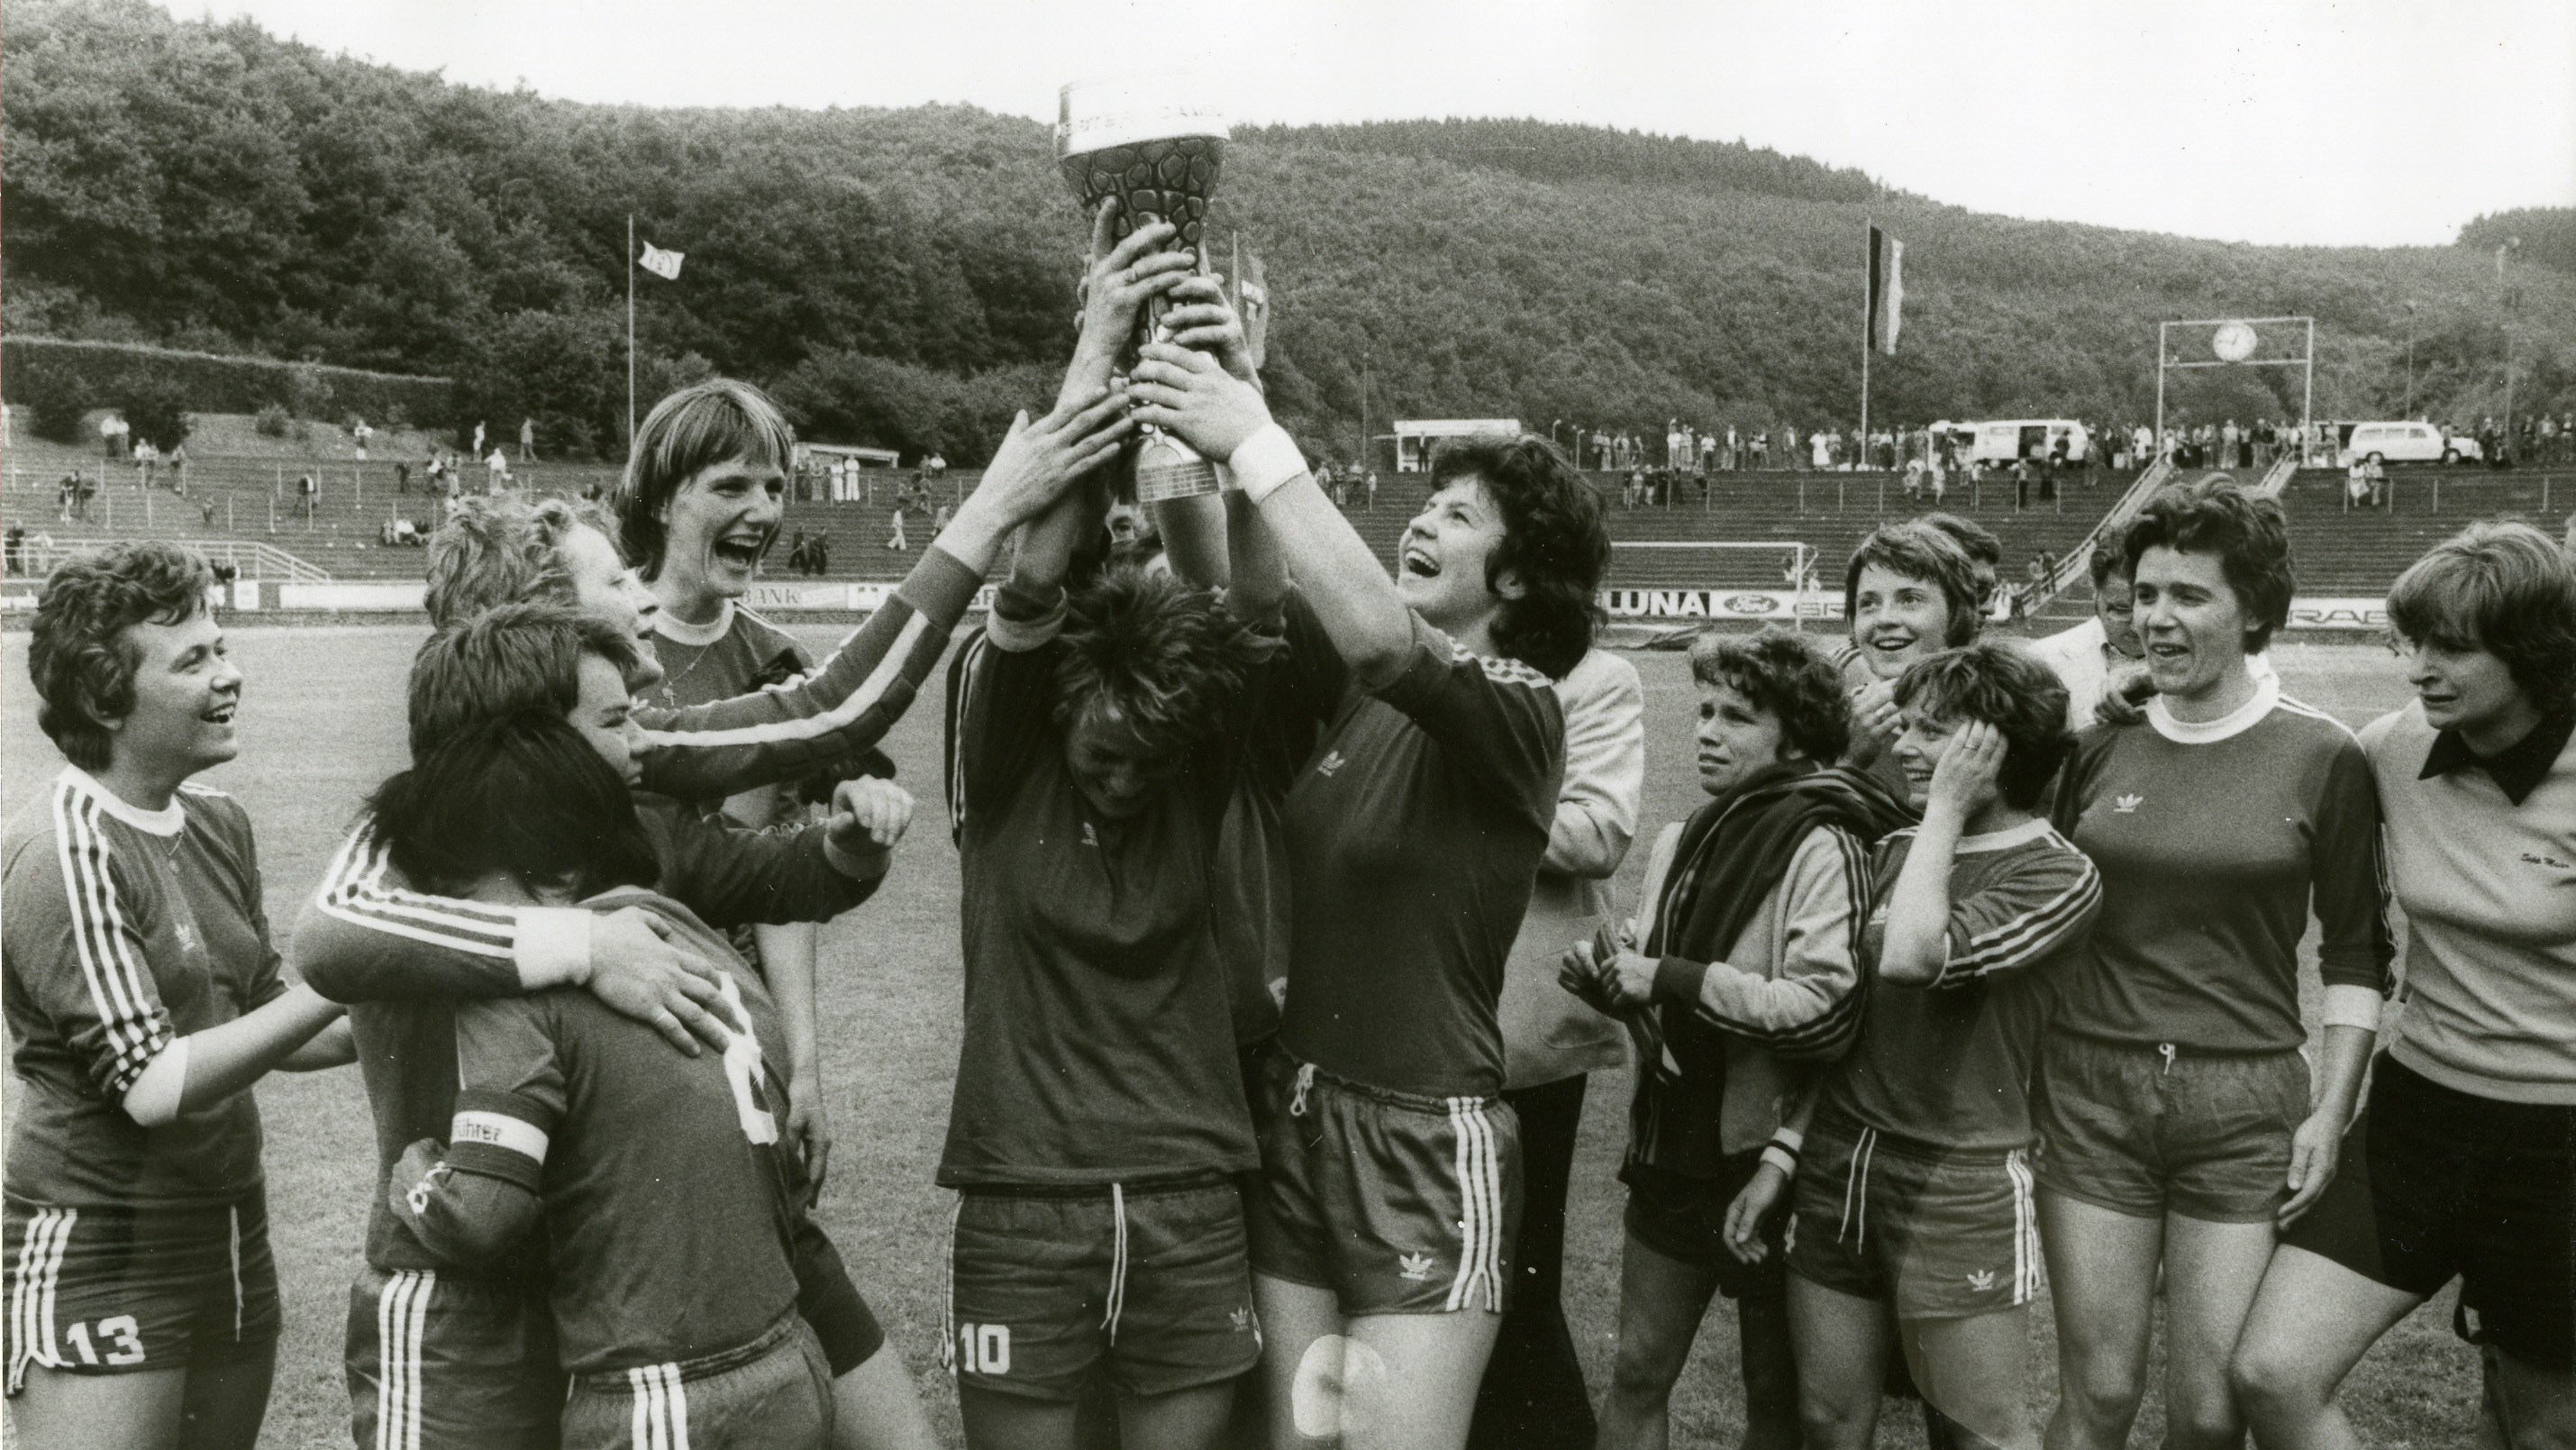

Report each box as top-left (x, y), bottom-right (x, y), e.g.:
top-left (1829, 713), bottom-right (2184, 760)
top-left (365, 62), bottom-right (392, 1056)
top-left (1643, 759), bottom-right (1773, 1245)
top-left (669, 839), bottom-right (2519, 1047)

top-left (1340, 1309), bottom-right (1502, 1450)
top-left (833, 1345), bottom-right (942, 1450)
top-left (1255, 1273), bottom-right (1345, 1450)
top-left (1118, 1381), bottom-right (1240, 1450)
top-left (960, 1383), bottom-right (1083, 1450)
top-left (1736, 1291), bottom-right (1800, 1450)
top-left (174, 1348), bottom-right (276, 1450)
top-left (1595, 1232), bottom-right (1721, 1450)
top-left (2159, 1213), bottom-right (2280, 1450)
top-left (2493, 1345), bottom-right (2576, 1450)
top-left (2039, 1191), bottom-right (2163, 1450)
top-left (1909, 1307), bottom-right (2040, 1450)
top-left (2228, 1245), bottom-right (2422, 1450)
top-left (8, 1364), bottom-right (190, 1450)
top-left (1787, 1276), bottom-right (1893, 1450)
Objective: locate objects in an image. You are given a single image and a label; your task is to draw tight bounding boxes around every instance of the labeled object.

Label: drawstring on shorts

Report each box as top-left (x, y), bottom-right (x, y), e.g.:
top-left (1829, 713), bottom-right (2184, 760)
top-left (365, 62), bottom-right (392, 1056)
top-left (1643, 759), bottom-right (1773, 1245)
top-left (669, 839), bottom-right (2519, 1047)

top-left (1837, 1126), bottom-right (1881, 1252)
top-left (1102, 1183), bottom-right (1130, 1345)
top-left (2158, 1043), bottom-right (2179, 1076)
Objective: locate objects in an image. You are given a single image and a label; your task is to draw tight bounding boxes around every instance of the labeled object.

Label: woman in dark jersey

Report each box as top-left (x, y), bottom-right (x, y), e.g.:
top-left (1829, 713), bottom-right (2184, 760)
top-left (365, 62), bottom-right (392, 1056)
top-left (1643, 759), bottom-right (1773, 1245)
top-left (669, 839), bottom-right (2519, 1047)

top-left (2036, 480), bottom-right (2390, 1450)
top-left (1127, 347), bottom-right (1607, 1450)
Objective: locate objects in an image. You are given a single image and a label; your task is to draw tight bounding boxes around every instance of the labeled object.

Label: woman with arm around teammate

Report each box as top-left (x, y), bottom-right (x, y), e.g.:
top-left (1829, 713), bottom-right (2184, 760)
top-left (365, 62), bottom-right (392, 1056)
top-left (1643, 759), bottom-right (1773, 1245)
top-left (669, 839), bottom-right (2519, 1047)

top-left (2035, 479), bottom-right (2392, 1450)
top-left (2232, 522), bottom-right (2576, 1448)
top-left (4, 543), bottom-right (353, 1450)
top-left (1128, 341), bottom-right (1607, 1450)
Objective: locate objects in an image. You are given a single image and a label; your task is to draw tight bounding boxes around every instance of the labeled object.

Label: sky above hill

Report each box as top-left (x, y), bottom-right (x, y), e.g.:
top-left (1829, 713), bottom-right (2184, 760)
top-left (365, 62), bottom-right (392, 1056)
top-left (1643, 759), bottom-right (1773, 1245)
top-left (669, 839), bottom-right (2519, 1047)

top-left (216, 0), bottom-right (2573, 250)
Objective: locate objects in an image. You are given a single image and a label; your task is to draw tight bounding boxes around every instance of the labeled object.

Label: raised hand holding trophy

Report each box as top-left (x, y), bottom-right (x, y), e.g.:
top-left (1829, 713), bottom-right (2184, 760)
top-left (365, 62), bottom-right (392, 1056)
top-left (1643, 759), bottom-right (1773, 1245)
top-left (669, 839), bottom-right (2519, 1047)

top-left (1057, 77), bottom-right (1227, 502)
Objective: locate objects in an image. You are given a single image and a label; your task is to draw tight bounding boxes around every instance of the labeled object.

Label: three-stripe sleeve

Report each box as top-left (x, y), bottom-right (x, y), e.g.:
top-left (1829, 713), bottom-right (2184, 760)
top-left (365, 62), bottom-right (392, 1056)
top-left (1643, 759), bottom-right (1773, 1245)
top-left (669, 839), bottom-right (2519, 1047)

top-left (1926, 840), bottom-right (2103, 989)
top-left (293, 822), bottom-right (525, 1004)
top-left (29, 784), bottom-right (176, 1097)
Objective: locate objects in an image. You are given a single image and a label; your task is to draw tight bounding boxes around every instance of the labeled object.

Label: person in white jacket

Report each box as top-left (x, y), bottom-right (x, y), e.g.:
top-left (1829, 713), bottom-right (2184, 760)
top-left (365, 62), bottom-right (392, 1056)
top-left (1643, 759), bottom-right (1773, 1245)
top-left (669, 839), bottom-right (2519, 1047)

top-left (1470, 645), bottom-right (1645, 1450)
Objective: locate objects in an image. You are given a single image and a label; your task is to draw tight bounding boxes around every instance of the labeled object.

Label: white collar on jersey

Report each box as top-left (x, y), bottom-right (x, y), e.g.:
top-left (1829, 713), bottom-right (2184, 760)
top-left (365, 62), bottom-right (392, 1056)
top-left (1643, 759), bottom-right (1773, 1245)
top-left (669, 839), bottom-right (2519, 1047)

top-left (2146, 670), bottom-right (2280, 745)
top-left (59, 765), bottom-right (187, 836)
top-left (651, 597), bottom-right (735, 649)
top-left (1955, 816), bottom-right (2055, 854)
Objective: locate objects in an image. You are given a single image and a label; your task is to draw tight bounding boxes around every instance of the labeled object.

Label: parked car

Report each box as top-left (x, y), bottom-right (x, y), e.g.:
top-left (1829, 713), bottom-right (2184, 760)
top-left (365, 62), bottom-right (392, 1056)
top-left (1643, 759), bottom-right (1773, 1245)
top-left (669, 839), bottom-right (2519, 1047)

top-left (2337, 421), bottom-right (2479, 467)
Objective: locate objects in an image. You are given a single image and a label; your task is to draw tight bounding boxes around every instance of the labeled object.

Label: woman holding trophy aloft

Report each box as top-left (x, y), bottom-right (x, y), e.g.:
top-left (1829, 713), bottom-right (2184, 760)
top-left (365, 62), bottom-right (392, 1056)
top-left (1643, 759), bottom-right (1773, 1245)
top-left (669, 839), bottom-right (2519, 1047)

top-left (1126, 346), bottom-right (1608, 1450)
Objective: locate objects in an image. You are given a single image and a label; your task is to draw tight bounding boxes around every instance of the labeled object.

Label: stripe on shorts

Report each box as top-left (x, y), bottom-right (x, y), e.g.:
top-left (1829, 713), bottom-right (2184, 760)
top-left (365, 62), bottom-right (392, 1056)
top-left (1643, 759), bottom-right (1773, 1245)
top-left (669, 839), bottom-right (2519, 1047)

top-left (1443, 1099), bottom-right (1503, 1312)
top-left (375, 1269), bottom-right (434, 1450)
top-left (9, 1208), bottom-right (77, 1391)
top-left (628, 1361), bottom-right (690, 1450)
top-left (2007, 1150), bottom-right (2039, 1304)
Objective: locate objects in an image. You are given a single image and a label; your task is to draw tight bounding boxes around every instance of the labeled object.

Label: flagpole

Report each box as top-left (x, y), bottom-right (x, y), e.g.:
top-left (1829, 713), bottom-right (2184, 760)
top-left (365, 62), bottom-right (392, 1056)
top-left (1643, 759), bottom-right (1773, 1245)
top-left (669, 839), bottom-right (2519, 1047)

top-left (1860, 215), bottom-right (1872, 474)
top-left (626, 214), bottom-right (637, 455)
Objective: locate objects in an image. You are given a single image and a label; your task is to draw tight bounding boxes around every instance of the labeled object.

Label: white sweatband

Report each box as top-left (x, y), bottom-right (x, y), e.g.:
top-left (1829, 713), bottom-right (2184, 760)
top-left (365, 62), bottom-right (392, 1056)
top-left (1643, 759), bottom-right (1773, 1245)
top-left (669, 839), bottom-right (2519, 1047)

top-left (1760, 1145), bottom-right (1799, 1178)
top-left (123, 1037), bottom-right (191, 1128)
top-left (513, 908), bottom-right (593, 990)
top-left (1770, 1126), bottom-right (1805, 1154)
top-left (1228, 424), bottom-right (1306, 505)
top-left (2321, 984), bottom-right (2383, 1033)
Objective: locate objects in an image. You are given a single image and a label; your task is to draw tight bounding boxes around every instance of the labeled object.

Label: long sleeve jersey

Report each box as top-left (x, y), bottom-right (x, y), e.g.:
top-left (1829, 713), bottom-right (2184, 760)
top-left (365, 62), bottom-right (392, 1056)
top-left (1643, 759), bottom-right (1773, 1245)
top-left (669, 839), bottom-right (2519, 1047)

top-left (2049, 676), bottom-right (2392, 1052)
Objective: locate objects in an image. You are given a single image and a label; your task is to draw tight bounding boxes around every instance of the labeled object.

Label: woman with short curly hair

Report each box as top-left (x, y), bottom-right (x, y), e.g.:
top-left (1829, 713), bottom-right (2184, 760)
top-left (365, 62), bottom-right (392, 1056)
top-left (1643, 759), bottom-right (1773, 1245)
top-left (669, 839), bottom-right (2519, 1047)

top-left (1570, 625), bottom-right (1907, 1450)
top-left (5, 542), bottom-right (352, 1450)
top-left (1124, 341), bottom-right (1611, 1450)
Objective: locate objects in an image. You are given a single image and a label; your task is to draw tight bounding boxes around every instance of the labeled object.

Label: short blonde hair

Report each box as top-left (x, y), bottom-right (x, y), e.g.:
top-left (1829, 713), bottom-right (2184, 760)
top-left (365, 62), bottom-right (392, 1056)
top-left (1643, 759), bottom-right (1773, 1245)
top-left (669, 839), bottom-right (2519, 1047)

top-left (614, 378), bottom-right (796, 579)
top-left (424, 495), bottom-right (617, 630)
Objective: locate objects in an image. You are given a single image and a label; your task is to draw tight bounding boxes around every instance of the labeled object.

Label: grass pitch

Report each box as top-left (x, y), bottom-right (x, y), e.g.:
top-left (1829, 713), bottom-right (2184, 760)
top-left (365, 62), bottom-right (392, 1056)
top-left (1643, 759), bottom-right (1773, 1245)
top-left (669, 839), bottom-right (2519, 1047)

top-left (0, 626), bottom-right (2485, 1448)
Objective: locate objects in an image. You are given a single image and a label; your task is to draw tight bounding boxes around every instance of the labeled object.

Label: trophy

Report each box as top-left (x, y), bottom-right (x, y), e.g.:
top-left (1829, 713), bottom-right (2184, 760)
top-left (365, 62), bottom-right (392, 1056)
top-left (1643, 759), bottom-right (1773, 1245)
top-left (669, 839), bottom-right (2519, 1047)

top-left (1056, 77), bottom-right (1228, 502)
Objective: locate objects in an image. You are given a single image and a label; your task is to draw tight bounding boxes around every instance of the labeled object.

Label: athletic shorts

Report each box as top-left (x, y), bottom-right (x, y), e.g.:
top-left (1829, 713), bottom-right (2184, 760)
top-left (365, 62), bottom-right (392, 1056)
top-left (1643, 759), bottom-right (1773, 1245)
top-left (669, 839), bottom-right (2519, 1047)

top-left (1620, 1154), bottom-right (1788, 1301)
top-left (4, 1190), bottom-right (278, 1395)
top-left (562, 1313), bottom-right (831, 1450)
top-left (1786, 1114), bottom-right (2043, 1321)
top-left (788, 1212), bottom-right (886, 1377)
top-left (1246, 1053), bottom-right (1522, 1317)
top-left (2034, 1034), bottom-right (2307, 1223)
top-left (346, 1267), bottom-right (562, 1450)
top-left (2284, 1056), bottom-right (2576, 1372)
top-left (946, 1177), bottom-right (1259, 1403)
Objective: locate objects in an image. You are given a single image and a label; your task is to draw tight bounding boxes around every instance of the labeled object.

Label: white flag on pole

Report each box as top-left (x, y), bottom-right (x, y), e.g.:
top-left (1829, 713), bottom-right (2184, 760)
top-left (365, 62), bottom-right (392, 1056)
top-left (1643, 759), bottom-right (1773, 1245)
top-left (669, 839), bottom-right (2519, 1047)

top-left (640, 242), bottom-right (685, 280)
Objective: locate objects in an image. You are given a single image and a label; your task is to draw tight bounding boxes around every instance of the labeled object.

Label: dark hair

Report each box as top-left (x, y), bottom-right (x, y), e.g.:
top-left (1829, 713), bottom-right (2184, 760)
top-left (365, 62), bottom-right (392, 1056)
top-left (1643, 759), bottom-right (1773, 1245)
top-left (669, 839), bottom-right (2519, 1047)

top-left (408, 602), bottom-right (649, 759)
top-left (1916, 512), bottom-right (2003, 572)
top-left (1051, 566), bottom-right (1277, 758)
top-left (614, 378), bottom-right (796, 579)
top-left (2386, 521), bottom-right (2576, 712)
top-left (369, 712), bottom-right (658, 899)
top-left (30, 542), bottom-right (215, 770)
top-left (1688, 625), bottom-right (1852, 765)
top-left (1894, 643), bottom-right (2077, 810)
top-left (1429, 434), bottom-right (1611, 679)
top-left (2121, 479), bottom-right (2294, 652)
top-left (2087, 541), bottom-right (2130, 590)
top-left (425, 494), bottom-right (619, 630)
top-left (1843, 522), bottom-right (1982, 647)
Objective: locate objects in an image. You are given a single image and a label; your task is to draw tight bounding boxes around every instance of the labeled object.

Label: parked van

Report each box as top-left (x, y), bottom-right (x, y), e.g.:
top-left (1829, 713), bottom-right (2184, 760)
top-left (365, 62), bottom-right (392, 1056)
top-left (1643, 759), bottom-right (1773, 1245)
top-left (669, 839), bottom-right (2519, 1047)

top-left (1957, 419), bottom-right (2090, 467)
top-left (2336, 421), bottom-right (2479, 468)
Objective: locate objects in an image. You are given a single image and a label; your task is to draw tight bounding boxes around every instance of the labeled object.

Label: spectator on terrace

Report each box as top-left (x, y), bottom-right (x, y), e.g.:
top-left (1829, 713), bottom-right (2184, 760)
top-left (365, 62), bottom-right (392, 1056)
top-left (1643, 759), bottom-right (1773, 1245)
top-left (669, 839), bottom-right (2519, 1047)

top-left (396, 460), bottom-right (411, 495)
top-left (1366, 470), bottom-right (1379, 510)
top-left (5, 524), bottom-right (22, 575)
top-left (2013, 454), bottom-right (2037, 510)
top-left (352, 418), bottom-right (372, 461)
top-left (485, 446), bottom-right (509, 491)
top-left (135, 439), bottom-right (159, 490)
top-left (100, 412), bottom-right (127, 461)
top-left (300, 472), bottom-right (319, 521)
top-left (168, 445), bottom-right (187, 495)
top-left (520, 416), bottom-right (535, 461)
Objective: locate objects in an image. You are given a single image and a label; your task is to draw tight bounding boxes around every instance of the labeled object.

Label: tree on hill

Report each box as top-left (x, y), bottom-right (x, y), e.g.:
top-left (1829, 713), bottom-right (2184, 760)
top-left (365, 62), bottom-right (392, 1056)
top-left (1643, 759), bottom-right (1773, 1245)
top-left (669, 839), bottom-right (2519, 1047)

top-left (5, 0), bottom-right (2571, 470)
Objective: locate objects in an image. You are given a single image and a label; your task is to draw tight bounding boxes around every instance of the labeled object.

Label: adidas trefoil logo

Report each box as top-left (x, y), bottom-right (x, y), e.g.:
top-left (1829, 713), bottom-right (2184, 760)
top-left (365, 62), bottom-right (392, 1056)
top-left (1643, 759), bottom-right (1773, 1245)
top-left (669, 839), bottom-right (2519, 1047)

top-left (1081, 822), bottom-right (1099, 847)
top-left (2113, 794), bottom-right (2144, 814)
top-left (1397, 1252), bottom-right (1436, 1282)
top-left (1229, 1306), bottom-right (1252, 1333)
top-left (1316, 750), bottom-right (1347, 778)
top-left (1967, 1269), bottom-right (1998, 1291)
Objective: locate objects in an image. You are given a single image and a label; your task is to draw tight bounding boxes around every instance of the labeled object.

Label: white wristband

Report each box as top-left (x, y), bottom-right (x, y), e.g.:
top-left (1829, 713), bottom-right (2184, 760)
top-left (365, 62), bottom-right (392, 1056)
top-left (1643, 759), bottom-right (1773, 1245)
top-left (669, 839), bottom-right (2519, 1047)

top-left (1759, 1144), bottom-right (1799, 1179)
top-left (1228, 424), bottom-right (1306, 505)
top-left (2321, 983), bottom-right (2383, 1033)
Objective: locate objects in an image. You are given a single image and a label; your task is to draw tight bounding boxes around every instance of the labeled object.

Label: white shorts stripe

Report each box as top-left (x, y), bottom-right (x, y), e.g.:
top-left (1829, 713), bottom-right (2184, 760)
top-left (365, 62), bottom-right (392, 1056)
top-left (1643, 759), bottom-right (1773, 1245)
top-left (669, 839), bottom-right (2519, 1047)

top-left (227, 1207), bottom-right (244, 1341)
top-left (2006, 1151), bottom-right (2038, 1304)
top-left (376, 1269), bottom-right (433, 1450)
top-left (9, 1208), bottom-right (76, 1391)
top-left (1443, 1100), bottom-right (1503, 1313)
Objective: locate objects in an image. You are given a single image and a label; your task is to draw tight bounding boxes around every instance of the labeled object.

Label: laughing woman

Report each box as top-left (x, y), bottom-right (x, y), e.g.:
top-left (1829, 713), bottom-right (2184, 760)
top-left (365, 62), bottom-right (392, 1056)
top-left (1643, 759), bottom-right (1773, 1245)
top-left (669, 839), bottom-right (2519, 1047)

top-left (4, 543), bottom-right (352, 1450)
top-left (1127, 343), bottom-right (1607, 1450)
top-left (2038, 479), bottom-right (2391, 1450)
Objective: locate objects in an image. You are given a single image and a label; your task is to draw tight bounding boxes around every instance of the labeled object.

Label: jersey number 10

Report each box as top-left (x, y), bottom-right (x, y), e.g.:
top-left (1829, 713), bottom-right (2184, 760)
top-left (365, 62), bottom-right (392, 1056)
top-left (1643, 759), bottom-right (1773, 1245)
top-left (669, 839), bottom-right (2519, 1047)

top-left (955, 1323), bottom-right (1011, 1375)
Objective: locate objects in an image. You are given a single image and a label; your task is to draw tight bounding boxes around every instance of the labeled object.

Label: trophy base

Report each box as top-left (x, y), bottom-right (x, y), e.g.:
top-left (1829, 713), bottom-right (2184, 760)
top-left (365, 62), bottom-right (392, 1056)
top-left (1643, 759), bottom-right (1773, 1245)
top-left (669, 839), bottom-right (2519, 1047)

top-left (1133, 432), bottom-right (1224, 503)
